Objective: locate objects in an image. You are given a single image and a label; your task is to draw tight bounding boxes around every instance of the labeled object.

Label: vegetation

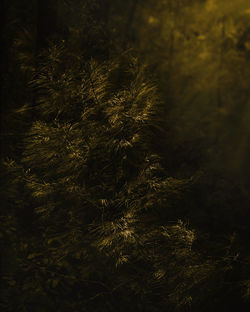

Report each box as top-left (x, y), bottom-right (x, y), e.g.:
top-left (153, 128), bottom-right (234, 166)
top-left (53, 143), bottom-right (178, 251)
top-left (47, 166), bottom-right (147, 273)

top-left (1, 0), bottom-right (250, 311)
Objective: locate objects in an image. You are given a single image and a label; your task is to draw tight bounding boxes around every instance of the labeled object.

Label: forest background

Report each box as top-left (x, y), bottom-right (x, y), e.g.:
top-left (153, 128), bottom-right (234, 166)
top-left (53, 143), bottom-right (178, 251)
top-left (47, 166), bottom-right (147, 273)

top-left (1, 0), bottom-right (250, 311)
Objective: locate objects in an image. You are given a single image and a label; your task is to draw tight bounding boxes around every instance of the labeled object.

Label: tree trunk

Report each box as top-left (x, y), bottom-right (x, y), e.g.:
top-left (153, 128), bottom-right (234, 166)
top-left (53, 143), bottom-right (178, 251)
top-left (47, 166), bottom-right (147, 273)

top-left (0, 0), bottom-right (7, 157)
top-left (36, 0), bottom-right (58, 53)
top-left (122, 0), bottom-right (139, 48)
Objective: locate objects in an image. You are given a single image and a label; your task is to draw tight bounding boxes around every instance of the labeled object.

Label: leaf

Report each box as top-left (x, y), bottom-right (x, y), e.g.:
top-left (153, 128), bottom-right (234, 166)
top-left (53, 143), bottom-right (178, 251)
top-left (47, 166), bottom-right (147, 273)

top-left (27, 254), bottom-right (36, 259)
top-left (52, 279), bottom-right (59, 288)
top-left (8, 280), bottom-right (16, 286)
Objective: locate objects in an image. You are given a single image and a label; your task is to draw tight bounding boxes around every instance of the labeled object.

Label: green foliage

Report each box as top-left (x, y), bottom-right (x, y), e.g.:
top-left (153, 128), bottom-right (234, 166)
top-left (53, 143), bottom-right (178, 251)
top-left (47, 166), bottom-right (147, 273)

top-left (1, 1), bottom-right (250, 311)
top-left (1, 43), bottom-right (203, 311)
